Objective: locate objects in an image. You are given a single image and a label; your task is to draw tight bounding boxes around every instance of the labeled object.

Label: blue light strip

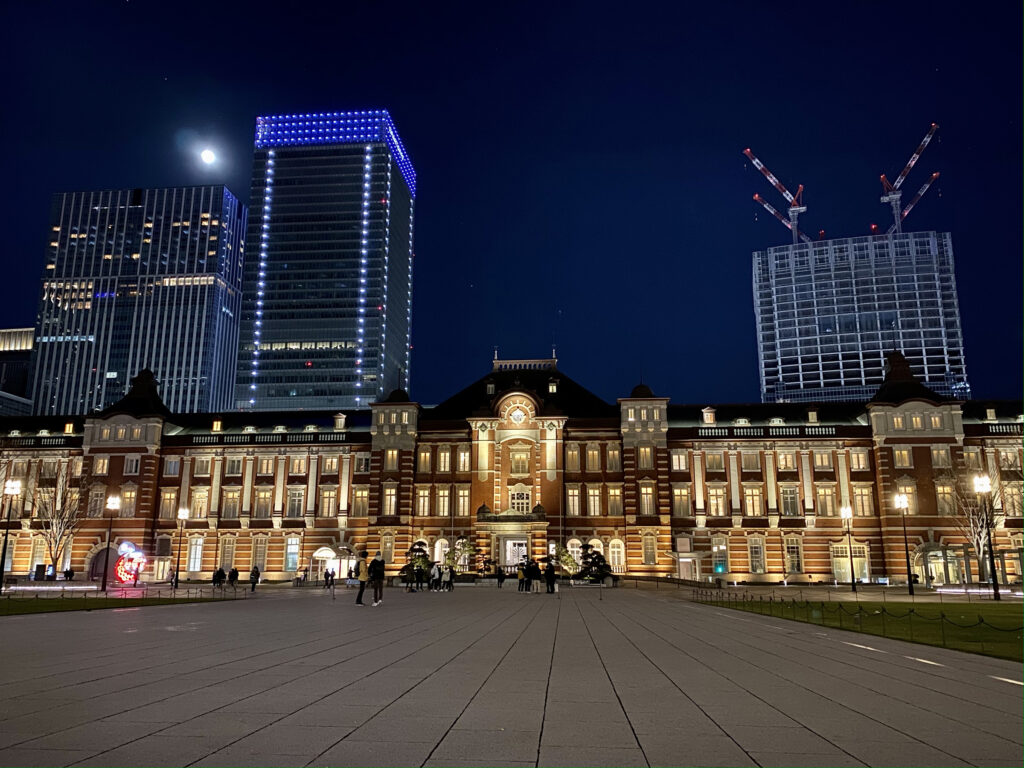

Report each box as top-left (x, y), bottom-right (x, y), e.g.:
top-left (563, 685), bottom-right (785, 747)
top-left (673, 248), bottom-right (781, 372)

top-left (254, 110), bottom-right (416, 197)
top-left (248, 149), bottom-right (275, 406)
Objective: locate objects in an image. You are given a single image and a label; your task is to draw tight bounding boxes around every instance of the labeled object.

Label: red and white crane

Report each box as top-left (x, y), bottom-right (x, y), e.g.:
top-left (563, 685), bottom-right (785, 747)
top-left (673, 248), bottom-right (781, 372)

top-left (744, 148), bottom-right (811, 244)
top-left (879, 123), bottom-right (939, 234)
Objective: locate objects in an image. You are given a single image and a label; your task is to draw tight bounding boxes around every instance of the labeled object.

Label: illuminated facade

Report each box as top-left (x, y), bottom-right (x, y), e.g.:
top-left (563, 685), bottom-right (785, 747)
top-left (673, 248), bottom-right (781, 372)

top-left (754, 232), bottom-right (971, 403)
top-left (1, 356), bottom-right (1020, 587)
top-left (236, 110), bottom-right (415, 411)
top-left (30, 187), bottom-right (246, 415)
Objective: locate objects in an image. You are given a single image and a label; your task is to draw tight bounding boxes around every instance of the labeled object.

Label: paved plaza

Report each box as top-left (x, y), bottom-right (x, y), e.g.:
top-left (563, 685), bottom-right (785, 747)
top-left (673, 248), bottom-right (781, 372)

top-left (0, 584), bottom-right (1020, 768)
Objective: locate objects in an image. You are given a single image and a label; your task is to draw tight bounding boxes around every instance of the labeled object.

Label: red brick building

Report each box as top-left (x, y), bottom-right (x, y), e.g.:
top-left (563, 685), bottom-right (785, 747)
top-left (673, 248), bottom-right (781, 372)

top-left (1, 355), bottom-right (1021, 587)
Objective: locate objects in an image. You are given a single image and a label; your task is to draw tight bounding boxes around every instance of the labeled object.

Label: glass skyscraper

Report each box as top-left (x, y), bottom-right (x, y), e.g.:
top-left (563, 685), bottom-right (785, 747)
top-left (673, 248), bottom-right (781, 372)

top-left (31, 186), bottom-right (246, 414)
top-left (237, 110), bottom-right (415, 410)
top-left (753, 231), bottom-right (971, 403)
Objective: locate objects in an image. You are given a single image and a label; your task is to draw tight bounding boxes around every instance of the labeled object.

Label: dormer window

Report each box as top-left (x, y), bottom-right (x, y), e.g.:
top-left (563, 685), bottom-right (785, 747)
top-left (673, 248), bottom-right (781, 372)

top-left (8, 430), bottom-right (20, 437)
top-left (486, 381), bottom-right (495, 395)
top-left (769, 417), bottom-right (785, 426)
top-left (333, 413), bottom-right (346, 430)
top-left (702, 408), bottom-right (716, 425)
top-left (627, 407), bottom-right (635, 422)
top-left (38, 430), bottom-right (51, 437)
top-left (807, 409), bottom-right (818, 424)
top-left (734, 418), bottom-right (750, 427)
top-left (243, 425), bottom-right (257, 434)
top-left (64, 422), bottom-right (74, 435)
top-left (304, 424), bottom-right (318, 432)
top-left (986, 408), bottom-right (997, 421)
top-left (401, 411), bottom-right (409, 425)
top-left (211, 419), bottom-right (222, 433)
top-left (273, 425), bottom-right (287, 433)
top-left (548, 380), bottom-right (558, 394)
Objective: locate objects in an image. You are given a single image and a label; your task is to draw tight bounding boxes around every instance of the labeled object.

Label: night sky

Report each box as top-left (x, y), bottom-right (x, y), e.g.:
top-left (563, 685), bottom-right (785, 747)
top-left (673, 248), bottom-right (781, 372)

top-left (2, 1), bottom-right (1020, 407)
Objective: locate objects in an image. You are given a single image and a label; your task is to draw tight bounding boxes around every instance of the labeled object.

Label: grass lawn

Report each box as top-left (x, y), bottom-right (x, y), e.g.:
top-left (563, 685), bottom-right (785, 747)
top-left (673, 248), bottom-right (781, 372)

top-left (0, 594), bottom-right (239, 616)
top-left (701, 595), bottom-right (1023, 661)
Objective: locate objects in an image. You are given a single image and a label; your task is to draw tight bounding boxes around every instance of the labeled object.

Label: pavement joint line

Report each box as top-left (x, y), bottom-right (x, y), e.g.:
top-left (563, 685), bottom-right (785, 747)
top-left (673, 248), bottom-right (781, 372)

top-left (904, 657), bottom-right (945, 667)
top-left (842, 642), bottom-right (886, 653)
top-left (620, 594), bottom-right (971, 764)
top-left (534, 590), bottom-right (561, 767)
top-left (989, 676), bottom-right (1023, 686)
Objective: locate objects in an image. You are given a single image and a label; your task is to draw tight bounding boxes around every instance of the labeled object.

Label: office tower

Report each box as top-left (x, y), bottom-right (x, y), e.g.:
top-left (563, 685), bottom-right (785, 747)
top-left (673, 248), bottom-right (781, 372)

top-left (237, 109), bottom-right (416, 411)
top-left (31, 187), bottom-right (246, 414)
top-left (753, 231), bottom-right (971, 403)
top-left (0, 328), bottom-right (34, 415)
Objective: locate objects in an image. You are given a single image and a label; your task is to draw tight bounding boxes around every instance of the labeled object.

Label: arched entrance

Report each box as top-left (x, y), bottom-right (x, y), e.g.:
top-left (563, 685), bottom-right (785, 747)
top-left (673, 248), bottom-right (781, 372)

top-left (310, 546), bottom-right (354, 581)
top-left (88, 546), bottom-right (118, 583)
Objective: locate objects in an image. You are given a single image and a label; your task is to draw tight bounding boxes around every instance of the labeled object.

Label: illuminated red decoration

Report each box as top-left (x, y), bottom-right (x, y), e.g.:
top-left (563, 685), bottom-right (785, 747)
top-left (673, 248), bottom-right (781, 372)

top-left (114, 543), bottom-right (147, 583)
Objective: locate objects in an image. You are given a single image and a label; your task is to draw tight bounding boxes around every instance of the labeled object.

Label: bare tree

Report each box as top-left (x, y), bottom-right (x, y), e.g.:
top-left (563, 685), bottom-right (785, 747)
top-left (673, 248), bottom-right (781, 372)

top-left (939, 469), bottom-right (1005, 581)
top-left (33, 457), bottom-right (90, 575)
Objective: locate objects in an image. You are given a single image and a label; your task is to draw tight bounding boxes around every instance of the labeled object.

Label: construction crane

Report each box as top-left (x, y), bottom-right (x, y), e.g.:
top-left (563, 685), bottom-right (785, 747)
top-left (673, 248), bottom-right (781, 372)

top-left (879, 123), bottom-right (939, 234)
top-left (744, 148), bottom-right (810, 244)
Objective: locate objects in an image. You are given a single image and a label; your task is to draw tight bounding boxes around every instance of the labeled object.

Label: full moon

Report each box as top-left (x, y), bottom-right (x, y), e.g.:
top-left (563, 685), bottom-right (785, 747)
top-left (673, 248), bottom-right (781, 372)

top-left (200, 148), bottom-right (216, 164)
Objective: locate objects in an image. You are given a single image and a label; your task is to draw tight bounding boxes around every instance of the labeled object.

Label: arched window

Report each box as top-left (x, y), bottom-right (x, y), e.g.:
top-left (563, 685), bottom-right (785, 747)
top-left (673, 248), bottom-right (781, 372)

top-left (642, 532), bottom-right (657, 565)
top-left (381, 533), bottom-right (394, 564)
top-left (567, 538), bottom-right (582, 564)
top-left (434, 538), bottom-right (450, 562)
top-left (608, 539), bottom-right (625, 570)
top-left (588, 538), bottom-right (603, 555)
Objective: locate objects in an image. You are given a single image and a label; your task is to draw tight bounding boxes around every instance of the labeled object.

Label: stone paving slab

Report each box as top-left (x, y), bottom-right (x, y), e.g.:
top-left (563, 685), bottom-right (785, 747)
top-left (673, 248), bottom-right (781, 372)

top-left (0, 585), bottom-right (1020, 768)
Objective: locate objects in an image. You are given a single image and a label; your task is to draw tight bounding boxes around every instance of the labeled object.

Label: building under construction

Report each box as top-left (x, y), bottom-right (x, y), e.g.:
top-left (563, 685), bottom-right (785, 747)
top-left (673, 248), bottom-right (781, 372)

top-left (747, 125), bottom-right (971, 403)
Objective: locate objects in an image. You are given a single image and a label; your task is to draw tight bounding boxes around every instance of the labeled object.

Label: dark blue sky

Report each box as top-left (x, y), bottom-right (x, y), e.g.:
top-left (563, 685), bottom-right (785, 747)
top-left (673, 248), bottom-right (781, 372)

top-left (2, 1), bottom-right (1020, 405)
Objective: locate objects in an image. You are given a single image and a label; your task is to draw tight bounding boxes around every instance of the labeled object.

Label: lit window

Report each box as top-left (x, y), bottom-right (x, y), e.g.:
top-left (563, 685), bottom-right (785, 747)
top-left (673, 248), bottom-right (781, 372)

top-left (784, 537), bottom-right (803, 573)
top-left (893, 448), bottom-right (913, 468)
top-left (159, 489), bottom-right (177, 519)
top-left (510, 489), bottom-right (530, 514)
top-left (286, 488), bottom-right (304, 517)
top-left (852, 486), bottom-right (873, 517)
top-left (356, 453), bottom-right (372, 473)
top-left (194, 458), bottom-right (211, 476)
top-left (124, 456), bottom-right (140, 476)
top-left (672, 486), bottom-right (690, 516)
top-left (608, 487), bottom-right (623, 515)
top-left (607, 447), bottom-right (621, 472)
top-left (417, 448), bottom-right (431, 473)
top-left (815, 486), bottom-right (836, 516)
top-left (999, 450), bottom-right (1021, 470)
top-left (566, 445), bottom-right (580, 471)
top-left (511, 451), bottom-right (530, 475)
top-left (930, 414), bottom-right (943, 429)
top-left (436, 487), bottom-right (450, 516)
top-left (457, 446), bottom-right (471, 472)
top-left (93, 457), bottom-right (109, 475)
top-left (964, 448), bottom-right (982, 470)
top-left (120, 489), bottom-right (136, 517)
top-left (707, 486), bottom-right (727, 516)
top-left (191, 489), bottom-right (209, 519)
top-left (935, 484), bottom-right (955, 516)
top-left (671, 451), bottom-right (688, 472)
top-left (586, 446), bottom-right (601, 472)
top-left (457, 487), bottom-right (470, 516)
top-left (284, 537), bottom-right (300, 572)
top-left (776, 451), bottom-right (796, 471)
top-left (437, 448), bottom-right (450, 473)
top-left (416, 488), bottom-right (430, 516)
top-left (743, 487), bottom-right (763, 516)
top-left (813, 451), bottom-right (833, 470)
top-left (567, 487), bottom-right (580, 516)
top-left (931, 447), bottom-right (950, 468)
top-left (705, 452), bottom-right (724, 471)
top-left (587, 486), bottom-right (602, 515)
top-left (257, 457), bottom-right (274, 475)
top-left (642, 533), bottom-right (657, 565)
top-left (187, 538), bottom-right (204, 572)
top-left (637, 446), bottom-right (653, 470)
top-left (568, 538), bottom-right (582, 564)
top-left (640, 486), bottom-right (655, 515)
top-left (748, 538), bottom-right (766, 574)
top-left (289, 456), bottom-right (307, 474)
top-left (849, 450), bottom-right (869, 471)
top-left (383, 487), bottom-right (397, 516)
top-left (352, 488), bottom-right (369, 516)
top-left (892, 415), bottom-right (905, 430)
top-left (911, 415), bottom-right (923, 430)
top-left (385, 450), bottom-right (398, 471)
top-left (225, 457), bottom-right (242, 476)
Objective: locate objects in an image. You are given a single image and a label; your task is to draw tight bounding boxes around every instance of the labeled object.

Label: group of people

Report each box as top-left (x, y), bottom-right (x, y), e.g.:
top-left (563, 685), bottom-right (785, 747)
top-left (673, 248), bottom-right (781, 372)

top-left (514, 560), bottom-right (558, 593)
top-left (322, 568), bottom-right (337, 588)
top-left (352, 551), bottom-right (387, 606)
top-left (211, 567), bottom-right (240, 589)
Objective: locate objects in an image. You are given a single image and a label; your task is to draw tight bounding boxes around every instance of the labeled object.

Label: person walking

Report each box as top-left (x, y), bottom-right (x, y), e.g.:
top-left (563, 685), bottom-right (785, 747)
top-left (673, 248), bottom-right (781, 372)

top-left (214, 567), bottom-right (226, 589)
top-left (228, 567), bottom-right (239, 590)
top-left (544, 562), bottom-right (557, 593)
top-left (249, 565), bottom-right (260, 592)
top-left (496, 567), bottom-right (506, 588)
top-left (354, 551), bottom-right (369, 605)
top-left (368, 552), bottom-right (386, 606)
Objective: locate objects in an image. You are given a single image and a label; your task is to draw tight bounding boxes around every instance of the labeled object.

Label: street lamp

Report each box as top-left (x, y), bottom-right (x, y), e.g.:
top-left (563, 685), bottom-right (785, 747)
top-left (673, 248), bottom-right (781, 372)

top-left (174, 507), bottom-right (189, 590)
top-left (100, 495), bottom-right (120, 591)
top-left (894, 492), bottom-right (914, 596)
top-left (0, 479), bottom-right (22, 595)
top-left (973, 474), bottom-right (1000, 602)
top-left (840, 505), bottom-right (856, 593)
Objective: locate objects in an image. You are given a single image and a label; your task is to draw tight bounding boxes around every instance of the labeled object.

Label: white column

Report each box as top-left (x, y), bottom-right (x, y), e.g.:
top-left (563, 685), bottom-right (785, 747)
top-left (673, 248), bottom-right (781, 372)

top-left (274, 456), bottom-right (285, 513)
top-left (241, 457), bottom-right (253, 513)
top-left (179, 457), bottom-right (192, 511)
top-left (210, 457), bottom-right (222, 513)
top-left (765, 452), bottom-right (777, 511)
top-left (800, 451), bottom-right (813, 510)
top-left (339, 453), bottom-right (351, 513)
top-left (693, 452), bottom-right (705, 511)
top-left (306, 455), bottom-right (318, 514)
top-left (837, 450), bottom-right (850, 508)
top-left (728, 451), bottom-right (740, 511)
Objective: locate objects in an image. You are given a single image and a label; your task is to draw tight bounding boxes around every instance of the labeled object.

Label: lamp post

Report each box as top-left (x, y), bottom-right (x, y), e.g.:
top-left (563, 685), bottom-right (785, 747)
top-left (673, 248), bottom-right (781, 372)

top-left (894, 493), bottom-right (914, 596)
top-left (840, 505), bottom-right (856, 593)
top-left (173, 507), bottom-right (189, 590)
top-left (973, 475), bottom-right (1000, 602)
top-left (0, 479), bottom-right (23, 595)
top-left (100, 495), bottom-right (120, 592)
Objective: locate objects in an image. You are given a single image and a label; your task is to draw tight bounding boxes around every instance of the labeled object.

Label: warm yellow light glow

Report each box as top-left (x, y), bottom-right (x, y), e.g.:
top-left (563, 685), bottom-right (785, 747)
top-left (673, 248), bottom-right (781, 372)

top-left (840, 505), bottom-right (853, 520)
top-left (893, 493), bottom-right (909, 510)
top-left (4, 479), bottom-right (22, 496)
top-left (106, 495), bottom-right (121, 511)
top-left (973, 474), bottom-right (992, 494)
top-left (177, 507), bottom-right (190, 521)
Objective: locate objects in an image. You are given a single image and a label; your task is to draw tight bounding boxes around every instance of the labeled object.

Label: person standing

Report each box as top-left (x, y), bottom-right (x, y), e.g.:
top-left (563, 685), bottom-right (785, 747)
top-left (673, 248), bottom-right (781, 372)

top-left (517, 564), bottom-right (525, 592)
top-left (414, 565), bottom-right (424, 592)
top-left (523, 561), bottom-right (534, 593)
top-left (544, 562), bottom-right (557, 593)
top-left (228, 567), bottom-right (239, 590)
top-left (354, 552), bottom-right (369, 605)
top-left (430, 562), bottom-right (441, 591)
top-left (249, 565), bottom-right (260, 592)
top-left (368, 552), bottom-right (386, 606)
top-left (496, 567), bottom-right (506, 589)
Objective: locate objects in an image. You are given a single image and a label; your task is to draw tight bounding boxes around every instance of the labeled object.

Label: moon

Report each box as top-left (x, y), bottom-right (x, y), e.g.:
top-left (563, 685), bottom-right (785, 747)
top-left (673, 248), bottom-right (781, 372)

top-left (200, 148), bottom-right (216, 164)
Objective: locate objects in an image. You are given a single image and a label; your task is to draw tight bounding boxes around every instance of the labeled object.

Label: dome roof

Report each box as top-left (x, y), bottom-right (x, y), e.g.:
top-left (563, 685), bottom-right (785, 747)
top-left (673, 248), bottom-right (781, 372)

top-left (630, 383), bottom-right (655, 398)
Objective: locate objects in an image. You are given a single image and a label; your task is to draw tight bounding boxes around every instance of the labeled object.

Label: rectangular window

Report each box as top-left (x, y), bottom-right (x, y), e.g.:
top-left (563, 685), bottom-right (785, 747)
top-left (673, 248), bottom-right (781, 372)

top-left (356, 453), bottom-right (372, 473)
top-left (159, 489), bottom-right (177, 519)
top-left (930, 414), bottom-right (943, 429)
top-left (416, 488), bottom-right (430, 516)
top-left (672, 486), bottom-right (690, 516)
top-left (194, 458), bottom-right (211, 476)
top-left (627, 407), bottom-right (635, 421)
top-left (964, 448), bottom-right (982, 470)
top-left (385, 450), bottom-right (398, 471)
top-left (130, 426), bottom-right (143, 441)
top-left (642, 534), bottom-right (657, 565)
top-left (935, 484), bottom-right (955, 516)
top-left (457, 446), bottom-right (471, 472)
top-left (640, 486), bottom-right (655, 516)
top-left (587, 486), bottom-right (602, 515)
top-left (191, 488), bottom-right (209, 519)
top-left (566, 445), bottom-right (580, 471)
top-left (320, 488), bottom-right (337, 517)
top-left (586, 446), bottom-right (601, 472)
top-left (187, 537), bottom-right (203, 572)
top-left (510, 451), bottom-right (530, 475)
top-left (352, 488), bottom-right (369, 516)
top-left (849, 449), bottom-right (869, 471)
top-left (705, 452), bottom-right (724, 471)
top-left (124, 456), bottom-right (140, 476)
top-left (417, 448), bottom-right (431, 473)
top-left (322, 456), bottom-right (338, 474)
top-left (671, 451), bottom-right (688, 472)
top-left (852, 486), bottom-right (873, 517)
top-left (748, 538), bottom-right (766, 574)
top-left (743, 487), bottom-right (763, 516)
top-left (784, 538), bottom-right (803, 573)
top-left (892, 415), bottom-right (905, 430)
top-left (780, 486), bottom-right (800, 516)
top-left (567, 487), bottom-right (580, 516)
top-left (284, 537), bottom-right (300, 571)
top-left (252, 538), bottom-right (268, 570)
top-left (911, 414), bottom-right (923, 430)
top-left (893, 448), bottom-right (913, 468)
top-left (1003, 485), bottom-right (1022, 517)
top-left (436, 487), bottom-right (450, 516)
top-left (606, 447), bottom-right (621, 472)
top-left (999, 450), bottom-right (1021, 470)
top-left (383, 487), bottom-right (397, 516)
top-left (286, 488), bottom-right (304, 517)
top-left (510, 489), bottom-right (530, 514)
top-left (225, 457), bottom-right (242, 476)
top-left (220, 537), bottom-right (235, 569)
top-left (457, 487), bottom-right (470, 516)
top-left (437, 448), bottom-right (450, 473)
top-left (120, 489), bottom-right (137, 517)
top-left (776, 451), bottom-right (796, 471)
top-left (931, 447), bottom-right (950, 468)
top-left (896, 483), bottom-right (918, 514)
top-left (93, 457), bottom-right (109, 475)
top-left (608, 487), bottom-right (623, 515)
top-left (254, 489), bottom-right (272, 519)
top-left (289, 456), bottom-right (307, 475)
top-left (711, 537), bottom-right (728, 573)
top-left (257, 457), bottom-right (274, 475)
top-left (637, 446), bottom-right (653, 470)
top-left (813, 451), bottom-right (832, 470)
top-left (707, 486), bottom-right (726, 516)
top-left (815, 486), bottom-right (836, 516)
top-left (741, 453), bottom-right (760, 472)
top-left (222, 490), bottom-right (240, 519)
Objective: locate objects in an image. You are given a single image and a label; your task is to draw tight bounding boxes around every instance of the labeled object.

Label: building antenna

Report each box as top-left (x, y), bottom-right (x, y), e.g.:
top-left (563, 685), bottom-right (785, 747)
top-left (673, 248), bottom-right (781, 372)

top-left (493, 346), bottom-right (498, 361)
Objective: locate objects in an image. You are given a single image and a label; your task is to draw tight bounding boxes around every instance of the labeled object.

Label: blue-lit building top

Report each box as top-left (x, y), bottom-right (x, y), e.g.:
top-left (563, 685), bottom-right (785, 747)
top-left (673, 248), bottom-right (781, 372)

top-left (237, 110), bottom-right (416, 411)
